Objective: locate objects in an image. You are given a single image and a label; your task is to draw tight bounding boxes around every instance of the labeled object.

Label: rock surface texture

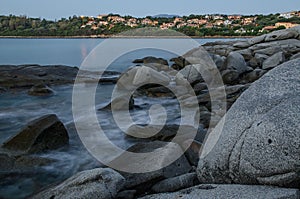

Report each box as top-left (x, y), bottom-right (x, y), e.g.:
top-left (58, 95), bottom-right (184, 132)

top-left (31, 168), bottom-right (125, 199)
top-left (197, 59), bottom-right (300, 188)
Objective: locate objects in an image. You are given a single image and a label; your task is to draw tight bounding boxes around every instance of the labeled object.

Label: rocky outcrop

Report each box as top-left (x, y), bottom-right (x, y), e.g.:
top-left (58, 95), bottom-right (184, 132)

top-left (31, 168), bottom-right (125, 199)
top-left (2, 114), bottom-right (69, 154)
top-left (0, 64), bottom-right (120, 90)
top-left (27, 83), bottom-right (55, 96)
top-left (138, 184), bottom-right (300, 199)
top-left (197, 59), bottom-right (300, 188)
top-left (133, 56), bottom-right (169, 66)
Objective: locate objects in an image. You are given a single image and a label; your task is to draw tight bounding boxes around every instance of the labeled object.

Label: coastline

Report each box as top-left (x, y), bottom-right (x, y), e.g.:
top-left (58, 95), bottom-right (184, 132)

top-left (0, 35), bottom-right (253, 39)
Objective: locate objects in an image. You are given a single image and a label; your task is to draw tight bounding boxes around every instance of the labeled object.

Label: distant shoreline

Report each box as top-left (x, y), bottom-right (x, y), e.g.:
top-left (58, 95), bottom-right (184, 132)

top-left (0, 35), bottom-right (253, 39)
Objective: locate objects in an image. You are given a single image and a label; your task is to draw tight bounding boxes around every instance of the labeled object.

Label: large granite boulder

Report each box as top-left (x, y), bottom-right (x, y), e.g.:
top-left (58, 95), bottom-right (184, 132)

top-left (31, 168), bottom-right (125, 199)
top-left (197, 59), bottom-right (300, 188)
top-left (138, 184), bottom-right (299, 199)
top-left (2, 114), bottom-right (69, 154)
top-left (225, 52), bottom-right (248, 74)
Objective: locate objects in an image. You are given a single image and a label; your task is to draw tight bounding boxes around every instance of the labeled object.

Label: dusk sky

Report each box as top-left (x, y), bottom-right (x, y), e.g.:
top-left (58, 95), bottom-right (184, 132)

top-left (1, 0), bottom-right (299, 20)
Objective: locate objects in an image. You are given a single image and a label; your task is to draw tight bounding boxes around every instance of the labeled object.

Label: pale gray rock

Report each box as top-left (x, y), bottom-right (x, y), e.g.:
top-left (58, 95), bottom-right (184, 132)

top-left (138, 184), bottom-right (300, 199)
top-left (111, 141), bottom-right (192, 190)
top-left (31, 168), bottom-right (125, 199)
top-left (233, 41), bottom-right (251, 48)
top-left (197, 59), bottom-right (300, 188)
top-left (264, 29), bottom-right (299, 42)
top-left (262, 51), bottom-right (285, 69)
top-left (225, 52), bottom-right (247, 74)
top-left (254, 53), bottom-right (269, 66)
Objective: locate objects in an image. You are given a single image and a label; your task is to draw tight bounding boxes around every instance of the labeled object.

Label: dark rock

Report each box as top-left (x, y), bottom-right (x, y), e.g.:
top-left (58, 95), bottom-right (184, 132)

top-left (170, 56), bottom-right (190, 70)
top-left (133, 56), bottom-right (168, 66)
top-left (193, 83), bottom-right (207, 95)
top-left (254, 53), bottom-right (269, 66)
top-left (2, 114), bottom-right (69, 154)
top-left (235, 49), bottom-right (253, 61)
top-left (116, 190), bottom-right (136, 199)
top-left (180, 140), bottom-right (202, 166)
top-left (31, 168), bottom-right (125, 199)
top-left (138, 184), bottom-right (300, 199)
top-left (28, 84), bottom-right (54, 96)
top-left (209, 54), bottom-right (226, 71)
top-left (98, 96), bottom-right (135, 111)
top-left (262, 51), bottom-right (285, 70)
top-left (151, 173), bottom-right (199, 193)
top-left (197, 59), bottom-right (300, 188)
top-left (240, 69), bottom-right (267, 84)
top-left (290, 52), bottom-right (300, 60)
top-left (221, 70), bottom-right (240, 84)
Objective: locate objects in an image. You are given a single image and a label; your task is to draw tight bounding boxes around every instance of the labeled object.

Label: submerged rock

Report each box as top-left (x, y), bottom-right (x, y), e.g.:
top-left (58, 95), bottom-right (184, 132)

top-left (28, 84), bottom-right (54, 96)
top-left (2, 114), bottom-right (69, 154)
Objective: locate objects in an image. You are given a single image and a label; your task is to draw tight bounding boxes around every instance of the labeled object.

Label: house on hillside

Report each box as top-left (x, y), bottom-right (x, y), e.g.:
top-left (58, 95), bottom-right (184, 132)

top-left (275, 22), bottom-right (299, 29)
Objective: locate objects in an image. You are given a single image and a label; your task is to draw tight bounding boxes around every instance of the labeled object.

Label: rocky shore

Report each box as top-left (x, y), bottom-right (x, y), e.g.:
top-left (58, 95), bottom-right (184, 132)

top-left (0, 27), bottom-right (300, 198)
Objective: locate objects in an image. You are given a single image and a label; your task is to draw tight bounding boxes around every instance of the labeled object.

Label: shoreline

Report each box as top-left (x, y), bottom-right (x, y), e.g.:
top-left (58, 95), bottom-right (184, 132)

top-left (0, 35), bottom-right (253, 39)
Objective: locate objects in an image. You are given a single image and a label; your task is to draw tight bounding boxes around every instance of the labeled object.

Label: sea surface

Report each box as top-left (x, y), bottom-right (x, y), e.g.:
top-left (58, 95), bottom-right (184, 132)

top-left (0, 38), bottom-right (236, 198)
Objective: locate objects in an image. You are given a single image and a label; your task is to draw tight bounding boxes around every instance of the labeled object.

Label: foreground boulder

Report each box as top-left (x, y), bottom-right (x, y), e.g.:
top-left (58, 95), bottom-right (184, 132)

top-left (2, 114), bottom-right (69, 154)
top-left (197, 59), bottom-right (300, 188)
top-left (138, 184), bottom-right (299, 199)
top-left (31, 168), bottom-right (125, 199)
top-left (110, 141), bottom-right (192, 195)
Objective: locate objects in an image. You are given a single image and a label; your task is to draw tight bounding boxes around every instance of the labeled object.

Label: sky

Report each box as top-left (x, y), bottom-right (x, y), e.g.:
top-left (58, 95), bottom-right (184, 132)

top-left (0, 0), bottom-right (300, 20)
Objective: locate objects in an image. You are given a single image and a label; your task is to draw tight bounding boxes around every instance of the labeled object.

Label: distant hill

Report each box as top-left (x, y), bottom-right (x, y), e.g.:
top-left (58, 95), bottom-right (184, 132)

top-left (152, 14), bottom-right (180, 18)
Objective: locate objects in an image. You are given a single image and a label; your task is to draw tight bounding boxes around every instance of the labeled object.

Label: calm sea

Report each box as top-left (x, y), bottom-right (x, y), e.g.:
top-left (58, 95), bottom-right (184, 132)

top-left (0, 38), bottom-right (235, 70)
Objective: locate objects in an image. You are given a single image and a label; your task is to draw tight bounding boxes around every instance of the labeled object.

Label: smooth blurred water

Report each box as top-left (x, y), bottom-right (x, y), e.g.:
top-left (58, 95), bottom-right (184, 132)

top-left (0, 37), bottom-right (235, 198)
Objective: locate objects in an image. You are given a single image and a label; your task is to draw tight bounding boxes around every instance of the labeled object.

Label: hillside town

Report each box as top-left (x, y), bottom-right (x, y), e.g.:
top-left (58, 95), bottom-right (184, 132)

top-left (0, 11), bottom-right (300, 37)
top-left (81, 11), bottom-right (300, 33)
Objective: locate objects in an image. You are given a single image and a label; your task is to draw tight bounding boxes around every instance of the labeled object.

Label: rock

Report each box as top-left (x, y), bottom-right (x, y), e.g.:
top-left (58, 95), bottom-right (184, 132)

top-left (126, 124), bottom-right (198, 141)
top-left (240, 69), bottom-right (267, 84)
top-left (209, 54), bottom-right (226, 71)
top-left (264, 29), bottom-right (299, 42)
top-left (133, 56), bottom-right (168, 66)
top-left (262, 51), bottom-right (285, 70)
top-left (175, 65), bottom-right (203, 85)
top-left (221, 69), bottom-right (240, 84)
top-left (138, 184), bottom-right (300, 199)
top-left (0, 86), bottom-right (7, 93)
top-left (99, 96), bottom-right (135, 111)
top-left (290, 52), bottom-right (300, 60)
top-left (27, 84), bottom-right (54, 96)
top-left (247, 34), bottom-right (266, 45)
top-left (2, 114), bottom-right (69, 154)
top-left (193, 83), bottom-right (207, 95)
top-left (170, 56), bottom-right (190, 70)
top-left (112, 141), bottom-right (192, 191)
top-left (197, 59), bottom-right (300, 188)
top-left (141, 86), bottom-right (174, 98)
top-left (116, 190), bottom-right (136, 199)
top-left (225, 52), bottom-right (247, 74)
top-left (151, 173), bottom-right (199, 193)
top-left (31, 168), bottom-right (125, 199)
top-left (235, 49), bottom-right (253, 61)
top-left (144, 63), bottom-right (169, 71)
top-left (180, 140), bottom-right (202, 166)
top-left (133, 66), bottom-right (170, 87)
top-left (254, 53), bottom-right (269, 66)
top-left (233, 41), bottom-right (251, 48)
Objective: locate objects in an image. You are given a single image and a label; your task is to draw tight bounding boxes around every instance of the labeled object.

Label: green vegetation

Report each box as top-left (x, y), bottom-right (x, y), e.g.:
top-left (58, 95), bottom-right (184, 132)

top-left (0, 12), bottom-right (299, 37)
